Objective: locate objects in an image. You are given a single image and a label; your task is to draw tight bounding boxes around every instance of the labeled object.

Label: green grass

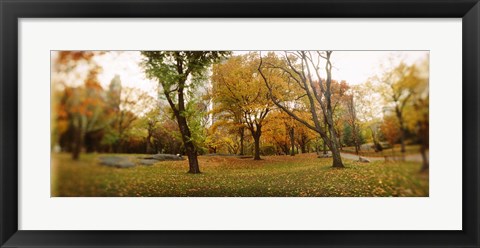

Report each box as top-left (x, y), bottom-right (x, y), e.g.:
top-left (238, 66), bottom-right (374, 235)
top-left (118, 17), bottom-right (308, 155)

top-left (51, 153), bottom-right (428, 197)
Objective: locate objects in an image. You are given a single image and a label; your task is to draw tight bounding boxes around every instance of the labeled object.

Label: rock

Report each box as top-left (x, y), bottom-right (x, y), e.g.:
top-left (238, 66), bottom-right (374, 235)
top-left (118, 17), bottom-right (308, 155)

top-left (139, 154), bottom-right (185, 161)
top-left (140, 155), bottom-right (155, 159)
top-left (151, 154), bottom-right (185, 161)
top-left (318, 153), bottom-right (332, 158)
top-left (358, 157), bottom-right (370, 163)
top-left (98, 156), bottom-right (135, 168)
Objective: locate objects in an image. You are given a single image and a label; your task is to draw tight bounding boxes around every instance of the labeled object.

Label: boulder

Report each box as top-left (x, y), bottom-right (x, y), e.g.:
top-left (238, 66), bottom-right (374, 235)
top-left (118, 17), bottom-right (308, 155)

top-left (318, 153), bottom-right (332, 158)
top-left (358, 157), bottom-right (370, 163)
top-left (151, 154), bottom-right (185, 161)
top-left (140, 154), bottom-right (184, 161)
top-left (98, 156), bottom-right (135, 168)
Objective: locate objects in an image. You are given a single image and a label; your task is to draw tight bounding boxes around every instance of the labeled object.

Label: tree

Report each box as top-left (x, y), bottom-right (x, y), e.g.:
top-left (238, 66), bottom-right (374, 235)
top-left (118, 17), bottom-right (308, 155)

top-left (375, 62), bottom-right (419, 154)
top-left (141, 51), bottom-right (230, 174)
top-left (352, 82), bottom-right (383, 152)
top-left (380, 115), bottom-right (401, 152)
top-left (262, 111), bottom-right (295, 155)
top-left (403, 59), bottom-right (429, 172)
top-left (142, 108), bottom-right (161, 154)
top-left (211, 53), bottom-right (273, 160)
top-left (53, 51), bottom-right (106, 160)
top-left (345, 93), bottom-right (361, 155)
top-left (259, 51), bottom-right (345, 168)
top-left (413, 96), bottom-right (429, 172)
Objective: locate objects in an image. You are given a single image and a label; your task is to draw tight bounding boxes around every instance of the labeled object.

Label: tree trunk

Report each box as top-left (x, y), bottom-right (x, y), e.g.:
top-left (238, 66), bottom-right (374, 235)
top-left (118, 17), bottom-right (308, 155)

top-left (399, 130), bottom-right (406, 153)
top-left (72, 127), bottom-right (83, 160)
top-left (420, 144), bottom-right (429, 172)
top-left (418, 119), bottom-right (429, 173)
top-left (248, 124), bottom-right (262, 160)
top-left (300, 143), bottom-right (307, 154)
top-left (185, 141), bottom-right (200, 174)
top-left (253, 134), bottom-right (261, 160)
top-left (146, 135), bottom-right (153, 154)
top-left (177, 115), bottom-right (200, 174)
top-left (336, 130), bottom-right (343, 151)
top-left (328, 131), bottom-right (344, 168)
top-left (395, 108), bottom-right (407, 153)
top-left (330, 143), bottom-right (343, 168)
top-left (239, 127), bottom-right (245, 155)
top-left (353, 129), bottom-right (359, 155)
top-left (326, 113), bottom-right (344, 167)
top-left (289, 127), bottom-right (295, 156)
top-left (323, 119), bottom-right (328, 155)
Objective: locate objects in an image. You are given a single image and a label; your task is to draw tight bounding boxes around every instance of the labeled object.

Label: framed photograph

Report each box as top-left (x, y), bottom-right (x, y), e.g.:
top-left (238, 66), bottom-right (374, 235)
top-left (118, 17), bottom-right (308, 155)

top-left (1, 0), bottom-right (479, 247)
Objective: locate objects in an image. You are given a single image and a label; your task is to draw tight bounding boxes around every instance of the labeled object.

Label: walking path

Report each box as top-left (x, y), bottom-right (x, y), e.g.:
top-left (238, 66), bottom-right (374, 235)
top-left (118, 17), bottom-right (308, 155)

top-left (340, 152), bottom-right (424, 162)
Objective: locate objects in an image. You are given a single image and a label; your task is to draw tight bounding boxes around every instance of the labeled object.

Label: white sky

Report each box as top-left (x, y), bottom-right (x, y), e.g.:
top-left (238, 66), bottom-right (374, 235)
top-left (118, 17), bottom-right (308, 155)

top-left (82, 50), bottom-right (428, 95)
top-left (94, 51), bottom-right (158, 97)
top-left (331, 51), bottom-right (428, 85)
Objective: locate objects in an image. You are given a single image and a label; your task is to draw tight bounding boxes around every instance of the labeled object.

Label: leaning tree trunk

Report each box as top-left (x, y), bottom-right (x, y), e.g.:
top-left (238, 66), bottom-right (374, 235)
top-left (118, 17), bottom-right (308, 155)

top-left (322, 118), bottom-right (328, 155)
top-left (330, 143), bottom-right (343, 168)
top-left (177, 115), bottom-right (200, 174)
top-left (326, 110), bottom-right (344, 168)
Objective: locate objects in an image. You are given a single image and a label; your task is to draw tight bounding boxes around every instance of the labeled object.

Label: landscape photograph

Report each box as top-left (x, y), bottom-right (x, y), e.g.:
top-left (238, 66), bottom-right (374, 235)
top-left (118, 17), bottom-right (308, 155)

top-left (51, 50), bottom-right (429, 197)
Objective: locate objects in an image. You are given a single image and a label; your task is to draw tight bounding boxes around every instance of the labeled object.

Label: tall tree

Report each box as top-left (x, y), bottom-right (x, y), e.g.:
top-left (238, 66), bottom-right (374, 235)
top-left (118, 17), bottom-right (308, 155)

top-left (53, 51), bottom-right (103, 160)
top-left (61, 69), bottom-right (108, 159)
top-left (259, 51), bottom-right (345, 168)
top-left (404, 59), bottom-right (429, 172)
top-left (211, 53), bottom-right (273, 160)
top-left (262, 110), bottom-right (296, 156)
top-left (380, 115), bottom-right (401, 152)
top-left (352, 82), bottom-right (383, 152)
top-left (141, 51), bottom-right (230, 174)
top-left (376, 62), bottom-right (418, 154)
top-left (345, 93), bottom-right (361, 155)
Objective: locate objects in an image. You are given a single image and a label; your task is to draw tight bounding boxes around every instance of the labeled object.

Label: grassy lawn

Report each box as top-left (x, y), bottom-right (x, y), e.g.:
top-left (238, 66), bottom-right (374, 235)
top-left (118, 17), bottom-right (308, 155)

top-left (51, 153), bottom-right (428, 197)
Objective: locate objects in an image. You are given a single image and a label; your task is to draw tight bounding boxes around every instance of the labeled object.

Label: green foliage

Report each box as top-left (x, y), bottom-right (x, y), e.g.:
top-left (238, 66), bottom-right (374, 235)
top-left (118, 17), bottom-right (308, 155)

top-left (101, 127), bottom-right (120, 146)
top-left (141, 51), bottom-right (231, 95)
top-left (342, 124), bottom-right (365, 147)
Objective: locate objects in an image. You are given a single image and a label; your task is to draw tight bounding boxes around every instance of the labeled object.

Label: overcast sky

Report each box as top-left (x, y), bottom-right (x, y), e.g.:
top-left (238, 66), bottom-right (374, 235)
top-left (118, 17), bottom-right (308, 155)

top-left (87, 50), bottom-right (428, 96)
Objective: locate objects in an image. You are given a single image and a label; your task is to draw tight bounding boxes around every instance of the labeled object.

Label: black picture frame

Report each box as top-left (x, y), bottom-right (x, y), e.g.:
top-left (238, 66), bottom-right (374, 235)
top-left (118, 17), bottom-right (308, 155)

top-left (1, 0), bottom-right (479, 247)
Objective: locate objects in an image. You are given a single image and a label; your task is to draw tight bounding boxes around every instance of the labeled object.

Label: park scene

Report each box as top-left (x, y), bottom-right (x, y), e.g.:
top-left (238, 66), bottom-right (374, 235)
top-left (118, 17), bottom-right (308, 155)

top-left (51, 50), bottom-right (429, 197)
